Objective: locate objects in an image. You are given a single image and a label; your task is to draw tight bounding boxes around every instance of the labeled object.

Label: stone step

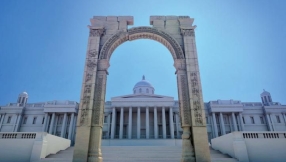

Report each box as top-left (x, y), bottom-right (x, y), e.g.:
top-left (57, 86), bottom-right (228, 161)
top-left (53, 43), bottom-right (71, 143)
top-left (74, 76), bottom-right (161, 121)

top-left (41, 146), bottom-right (238, 162)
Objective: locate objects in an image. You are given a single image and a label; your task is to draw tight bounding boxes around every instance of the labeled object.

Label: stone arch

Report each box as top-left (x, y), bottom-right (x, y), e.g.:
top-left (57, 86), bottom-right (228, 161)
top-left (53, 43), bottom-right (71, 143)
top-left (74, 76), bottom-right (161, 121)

top-left (73, 16), bottom-right (211, 162)
top-left (99, 26), bottom-right (185, 61)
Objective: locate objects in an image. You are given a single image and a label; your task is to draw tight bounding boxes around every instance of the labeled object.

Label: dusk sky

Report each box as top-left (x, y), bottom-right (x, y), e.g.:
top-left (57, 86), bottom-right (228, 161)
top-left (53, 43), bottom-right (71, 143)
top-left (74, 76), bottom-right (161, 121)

top-left (0, 1), bottom-right (285, 105)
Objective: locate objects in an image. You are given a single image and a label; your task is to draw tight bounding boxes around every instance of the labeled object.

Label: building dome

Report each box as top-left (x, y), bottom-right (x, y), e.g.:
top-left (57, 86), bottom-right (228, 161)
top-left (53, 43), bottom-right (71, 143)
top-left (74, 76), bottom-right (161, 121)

top-left (17, 91), bottom-right (28, 105)
top-left (19, 91), bottom-right (28, 97)
top-left (133, 76), bottom-right (155, 94)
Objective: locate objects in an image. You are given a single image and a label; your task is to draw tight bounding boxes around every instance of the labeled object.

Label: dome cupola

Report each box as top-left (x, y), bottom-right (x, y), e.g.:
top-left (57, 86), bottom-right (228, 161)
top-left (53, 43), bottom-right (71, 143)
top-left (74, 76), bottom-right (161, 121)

top-left (17, 91), bottom-right (28, 105)
top-left (133, 75), bottom-right (155, 94)
top-left (260, 89), bottom-right (272, 106)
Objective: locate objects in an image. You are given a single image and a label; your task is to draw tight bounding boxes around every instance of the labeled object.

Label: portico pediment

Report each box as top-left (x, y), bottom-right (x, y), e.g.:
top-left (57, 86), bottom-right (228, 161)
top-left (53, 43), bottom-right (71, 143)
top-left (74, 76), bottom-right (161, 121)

top-left (111, 94), bottom-right (174, 100)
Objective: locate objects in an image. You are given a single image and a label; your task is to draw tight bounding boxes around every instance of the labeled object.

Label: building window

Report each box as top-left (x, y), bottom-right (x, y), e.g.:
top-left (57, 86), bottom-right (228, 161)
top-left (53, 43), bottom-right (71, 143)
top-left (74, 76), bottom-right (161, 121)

top-left (276, 115), bottom-right (281, 123)
top-left (139, 88), bottom-right (142, 93)
top-left (206, 117), bottom-right (208, 124)
top-left (42, 117), bottom-right (45, 124)
top-left (33, 117), bottom-right (37, 124)
top-left (7, 116), bottom-right (11, 123)
top-left (250, 117), bottom-right (255, 124)
top-left (134, 90), bottom-right (136, 93)
top-left (242, 117), bottom-right (245, 124)
top-left (146, 89), bottom-right (149, 93)
top-left (260, 116), bottom-right (264, 124)
top-left (23, 117), bottom-right (27, 124)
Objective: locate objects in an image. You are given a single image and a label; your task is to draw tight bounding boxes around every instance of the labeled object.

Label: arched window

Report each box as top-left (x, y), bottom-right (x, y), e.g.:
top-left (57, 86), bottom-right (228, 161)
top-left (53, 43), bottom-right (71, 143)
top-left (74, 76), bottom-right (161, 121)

top-left (139, 88), bottom-right (142, 93)
top-left (152, 90), bottom-right (154, 94)
top-left (134, 90), bottom-right (136, 94)
top-left (146, 89), bottom-right (149, 93)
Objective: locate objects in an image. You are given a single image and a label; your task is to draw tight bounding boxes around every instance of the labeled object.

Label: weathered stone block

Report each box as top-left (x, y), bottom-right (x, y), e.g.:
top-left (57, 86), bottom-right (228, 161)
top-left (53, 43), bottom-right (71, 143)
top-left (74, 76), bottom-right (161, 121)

top-left (106, 16), bottom-right (117, 21)
top-left (150, 16), bottom-right (166, 25)
top-left (165, 16), bottom-right (178, 20)
top-left (118, 16), bottom-right (134, 25)
top-left (93, 16), bottom-right (106, 21)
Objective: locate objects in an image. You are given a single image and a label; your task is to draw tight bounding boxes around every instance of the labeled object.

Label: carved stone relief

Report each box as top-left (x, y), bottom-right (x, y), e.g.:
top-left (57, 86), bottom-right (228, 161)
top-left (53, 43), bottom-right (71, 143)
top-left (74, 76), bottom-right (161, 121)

top-left (92, 77), bottom-right (103, 125)
top-left (89, 29), bottom-right (105, 37)
top-left (181, 29), bottom-right (195, 37)
top-left (99, 27), bottom-right (185, 60)
top-left (180, 75), bottom-right (191, 126)
top-left (190, 72), bottom-right (203, 126)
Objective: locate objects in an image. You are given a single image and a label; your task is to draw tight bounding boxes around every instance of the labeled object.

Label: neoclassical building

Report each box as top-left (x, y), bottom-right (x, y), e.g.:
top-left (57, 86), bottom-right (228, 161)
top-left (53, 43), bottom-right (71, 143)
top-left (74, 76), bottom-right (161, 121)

top-left (1, 77), bottom-right (286, 144)
top-left (0, 92), bottom-right (78, 144)
top-left (102, 75), bottom-right (182, 140)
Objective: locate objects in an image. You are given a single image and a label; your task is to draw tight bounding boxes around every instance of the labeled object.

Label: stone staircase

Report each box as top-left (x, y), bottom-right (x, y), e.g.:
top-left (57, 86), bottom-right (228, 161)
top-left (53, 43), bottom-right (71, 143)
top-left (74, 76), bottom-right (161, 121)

top-left (40, 146), bottom-right (238, 162)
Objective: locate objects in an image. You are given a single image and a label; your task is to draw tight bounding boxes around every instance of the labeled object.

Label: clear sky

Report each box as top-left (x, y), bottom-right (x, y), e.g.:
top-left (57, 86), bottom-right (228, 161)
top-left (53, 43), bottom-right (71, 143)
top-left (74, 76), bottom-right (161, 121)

top-left (0, 0), bottom-right (286, 105)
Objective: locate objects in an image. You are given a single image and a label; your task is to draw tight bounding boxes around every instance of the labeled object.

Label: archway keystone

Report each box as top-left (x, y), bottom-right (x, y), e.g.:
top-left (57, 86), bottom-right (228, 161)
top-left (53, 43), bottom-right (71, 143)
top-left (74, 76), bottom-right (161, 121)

top-left (73, 16), bottom-right (210, 162)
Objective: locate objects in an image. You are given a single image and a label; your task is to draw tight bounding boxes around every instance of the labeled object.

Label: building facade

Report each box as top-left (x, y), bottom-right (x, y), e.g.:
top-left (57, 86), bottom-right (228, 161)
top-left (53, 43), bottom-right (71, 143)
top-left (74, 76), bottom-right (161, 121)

top-left (1, 77), bottom-right (286, 143)
top-left (0, 92), bottom-right (78, 144)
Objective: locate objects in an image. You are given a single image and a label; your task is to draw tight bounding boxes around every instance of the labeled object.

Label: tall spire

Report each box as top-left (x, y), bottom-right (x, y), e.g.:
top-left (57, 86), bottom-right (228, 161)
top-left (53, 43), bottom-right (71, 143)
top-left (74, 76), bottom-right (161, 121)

top-left (142, 75), bottom-right (145, 80)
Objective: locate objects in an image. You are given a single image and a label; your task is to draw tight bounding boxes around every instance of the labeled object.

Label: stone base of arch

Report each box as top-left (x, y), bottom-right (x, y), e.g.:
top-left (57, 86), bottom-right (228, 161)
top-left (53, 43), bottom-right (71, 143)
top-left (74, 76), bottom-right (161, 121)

top-left (72, 15), bottom-right (210, 162)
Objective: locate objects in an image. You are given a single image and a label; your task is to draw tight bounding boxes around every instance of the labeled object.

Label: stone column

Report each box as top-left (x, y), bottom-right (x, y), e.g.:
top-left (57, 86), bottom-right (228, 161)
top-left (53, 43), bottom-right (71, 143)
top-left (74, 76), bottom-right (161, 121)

top-left (212, 113), bottom-right (218, 138)
top-left (266, 114), bottom-right (272, 131)
top-left (270, 114), bottom-right (276, 131)
top-left (179, 23), bottom-right (210, 161)
top-left (119, 107), bottom-right (124, 139)
top-left (154, 107), bottom-right (158, 139)
top-left (72, 115), bottom-right (77, 145)
top-left (49, 113), bottom-right (56, 134)
top-left (0, 114), bottom-right (5, 132)
top-left (175, 113), bottom-right (180, 138)
top-left (45, 114), bottom-right (51, 132)
top-left (146, 107), bottom-right (149, 139)
top-left (162, 107), bottom-right (166, 139)
top-left (210, 115), bottom-right (215, 138)
top-left (169, 107), bottom-right (174, 139)
top-left (128, 107), bottom-right (132, 139)
top-left (61, 113), bottom-right (67, 137)
top-left (0, 114), bottom-right (4, 131)
top-left (53, 115), bottom-right (59, 135)
top-left (111, 107), bottom-right (116, 139)
top-left (219, 112), bottom-right (226, 135)
top-left (107, 113), bottom-right (111, 139)
top-left (239, 113), bottom-right (244, 131)
top-left (232, 113), bottom-right (238, 131)
top-left (68, 113), bottom-right (75, 140)
top-left (228, 115), bottom-right (233, 132)
top-left (42, 113), bottom-right (48, 132)
top-left (283, 113), bottom-right (286, 126)
top-left (137, 107), bottom-right (141, 139)
top-left (15, 114), bottom-right (22, 132)
top-left (72, 25), bottom-right (107, 162)
top-left (13, 114), bottom-right (19, 132)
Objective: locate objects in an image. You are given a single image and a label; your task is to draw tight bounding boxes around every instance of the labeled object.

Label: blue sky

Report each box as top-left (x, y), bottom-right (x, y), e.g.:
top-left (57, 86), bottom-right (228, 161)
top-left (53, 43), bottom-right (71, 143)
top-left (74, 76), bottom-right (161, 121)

top-left (0, 1), bottom-right (285, 105)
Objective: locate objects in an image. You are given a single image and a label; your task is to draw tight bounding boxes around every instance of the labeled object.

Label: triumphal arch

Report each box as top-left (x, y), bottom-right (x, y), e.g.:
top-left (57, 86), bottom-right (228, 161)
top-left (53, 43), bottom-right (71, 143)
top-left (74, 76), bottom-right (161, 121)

top-left (73, 16), bottom-right (210, 162)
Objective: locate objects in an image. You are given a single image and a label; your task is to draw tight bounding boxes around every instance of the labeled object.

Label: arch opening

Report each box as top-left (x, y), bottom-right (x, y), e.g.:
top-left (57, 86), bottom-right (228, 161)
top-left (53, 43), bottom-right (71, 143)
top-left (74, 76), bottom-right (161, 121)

top-left (99, 27), bottom-right (185, 61)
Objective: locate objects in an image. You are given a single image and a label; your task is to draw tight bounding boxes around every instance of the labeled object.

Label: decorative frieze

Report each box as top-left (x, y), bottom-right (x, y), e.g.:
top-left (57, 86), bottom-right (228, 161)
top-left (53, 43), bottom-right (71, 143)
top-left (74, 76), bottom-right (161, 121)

top-left (99, 27), bottom-right (185, 60)
top-left (89, 28), bottom-right (105, 37)
top-left (181, 29), bottom-right (195, 37)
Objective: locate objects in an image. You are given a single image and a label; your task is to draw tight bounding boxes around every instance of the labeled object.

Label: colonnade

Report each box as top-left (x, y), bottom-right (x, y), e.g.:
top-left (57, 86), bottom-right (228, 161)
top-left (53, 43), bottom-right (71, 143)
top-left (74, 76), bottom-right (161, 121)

top-left (211, 112), bottom-right (244, 138)
top-left (108, 107), bottom-right (181, 139)
top-left (42, 112), bottom-right (77, 140)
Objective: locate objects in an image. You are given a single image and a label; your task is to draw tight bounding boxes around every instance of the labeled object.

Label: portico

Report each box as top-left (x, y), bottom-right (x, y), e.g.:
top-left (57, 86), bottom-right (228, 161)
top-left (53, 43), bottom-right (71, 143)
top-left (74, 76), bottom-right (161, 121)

top-left (104, 76), bottom-right (181, 140)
